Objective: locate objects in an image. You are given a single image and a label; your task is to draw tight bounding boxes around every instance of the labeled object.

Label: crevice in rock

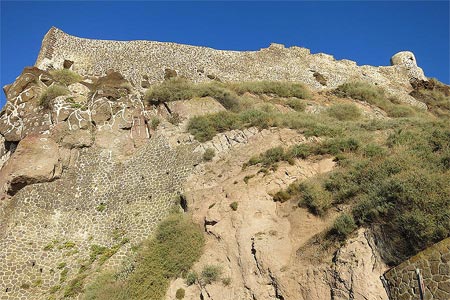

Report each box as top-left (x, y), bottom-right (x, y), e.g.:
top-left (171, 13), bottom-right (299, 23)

top-left (251, 237), bottom-right (263, 275)
top-left (364, 230), bottom-right (379, 272)
top-left (179, 193), bottom-right (188, 212)
top-left (203, 218), bottom-right (218, 233)
top-left (4, 140), bottom-right (18, 154)
top-left (268, 270), bottom-right (285, 300)
top-left (244, 285), bottom-right (257, 300)
top-left (7, 180), bottom-right (28, 196)
top-left (163, 102), bottom-right (172, 115)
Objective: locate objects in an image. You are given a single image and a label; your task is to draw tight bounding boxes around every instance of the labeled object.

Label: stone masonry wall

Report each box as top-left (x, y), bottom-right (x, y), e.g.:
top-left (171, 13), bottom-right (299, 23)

top-left (34, 27), bottom-right (426, 107)
top-left (384, 238), bottom-right (450, 300)
top-left (0, 136), bottom-right (200, 299)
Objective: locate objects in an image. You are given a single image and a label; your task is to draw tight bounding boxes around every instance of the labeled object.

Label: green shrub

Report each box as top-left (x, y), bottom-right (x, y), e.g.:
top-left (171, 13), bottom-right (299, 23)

top-left (186, 271), bottom-right (198, 286)
top-left (327, 103), bottom-right (361, 121)
top-left (60, 268), bottom-right (69, 283)
top-left (145, 80), bottom-right (311, 112)
top-left (229, 81), bottom-right (311, 99)
top-left (324, 171), bottom-right (360, 204)
top-left (288, 144), bottom-right (313, 159)
top-left (222, 277), bottom-right (231, 286)
top-left (230, 202), bottom-right (238, 211)
top-left (43, 243), bottom-right (54, 251)
top-left (39, 85), bottom-right (69, 108)
top-left (168, 113), bottom-right (182, 125)
top-left (145, 79), bottom-right (241, 110)
top-left (83, 273), bottom-right (124, 300)
top-left (188, 116), bottom-right (219, 142)
top-left (203, 148), bottom-right (215, 161)
top-left (334, 81), bottom-right (422, 118)
top-left (188, 109), bottom-right (342, 142)
top-left (57, 262), bottom-right (67, 269)
top-left (150, 117), bottom-right (160, 130)
top-left (251, 147), bottom-right (287, 167)
top-left (58, 241), bottom-right (76, 249)
top-left (50, 69), bottom-right (82, 86)
top-left (86, 213), bottom-right (204, 300)
top-left (188, 111), bottom-right (242, 142)
top-left (318, 137), bottom-right (360, 155)
top-left (195, 83), bottom-right (241, 111)
top-left (385, 105), bottom-right (416, 118)
top-left (50, 285), bottom-right (61, 293)
top-left (175, 288), bottom-right (185, 299)
top-left (200, 265), bottom-right (222, 284)
top-left (286, 98), bottom-right (306, 111)
top-left (145, 78), bottom-right (196, 103)
top-left (298, 181), bottom-right (332, 216)
top-left (332, 213), bottom-right (357, 237)
top-left (89, 244), bottom-right (109, 262)
top-left (334, 81), bottom-right (385, 105)
top-left (363, 144), bottom-right (386, 157)
top-left (243, 174), bottom-right (255, 184)
top-left (410, 78), bottom-right (450, 117)
top-left (96, 203), bottom-right (106, 212)
top-left (64, 274), bottom-right (87, 298)
top-left (272, 190), bottom-right (291, 203)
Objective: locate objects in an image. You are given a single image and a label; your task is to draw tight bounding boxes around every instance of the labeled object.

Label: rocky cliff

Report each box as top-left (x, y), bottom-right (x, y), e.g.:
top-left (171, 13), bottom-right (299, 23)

top-left (0, 28), bottom-right (448, 300)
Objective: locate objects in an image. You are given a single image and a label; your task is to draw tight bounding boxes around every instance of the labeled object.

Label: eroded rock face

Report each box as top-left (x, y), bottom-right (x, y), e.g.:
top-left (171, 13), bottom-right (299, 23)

top-left (0, 67), bottom-right (53, 141)
top-left (0, 134), bottom-right (60, 196)
top-left (330, 229), bottom-right (388, 300)
top-left (390, 51), bottom-right (426, 81)
top-left (165, 128), bottom-right (388, 300)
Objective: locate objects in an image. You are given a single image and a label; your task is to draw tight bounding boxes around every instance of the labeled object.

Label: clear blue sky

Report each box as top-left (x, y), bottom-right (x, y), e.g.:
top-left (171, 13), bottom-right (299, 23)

top-left (1, 1), bottom-right (449, 107)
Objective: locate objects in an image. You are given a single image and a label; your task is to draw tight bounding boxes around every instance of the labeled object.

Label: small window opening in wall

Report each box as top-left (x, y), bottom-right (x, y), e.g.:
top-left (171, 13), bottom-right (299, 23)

top-left (166, 171), bottom-right (170, 175)
top-left (5, 288), bottom-right (10, 292)
top-left (31, 261), bottom-right (36, 267)
top-left (39, 268), bottom-right (43, 273)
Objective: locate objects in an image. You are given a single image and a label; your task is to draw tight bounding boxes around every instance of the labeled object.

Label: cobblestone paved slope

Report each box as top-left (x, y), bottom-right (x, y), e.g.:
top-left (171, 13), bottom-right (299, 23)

top-left (0, 136), bottom-right (199, 299)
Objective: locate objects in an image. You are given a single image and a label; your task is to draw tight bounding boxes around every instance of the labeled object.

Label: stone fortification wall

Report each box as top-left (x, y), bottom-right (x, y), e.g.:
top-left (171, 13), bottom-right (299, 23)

top-left (384, 238), bottom-right (450, 300)
top-left (0, 136), bottom-right (200, 299)
top-left (35, 27), bottom-right (426, 106)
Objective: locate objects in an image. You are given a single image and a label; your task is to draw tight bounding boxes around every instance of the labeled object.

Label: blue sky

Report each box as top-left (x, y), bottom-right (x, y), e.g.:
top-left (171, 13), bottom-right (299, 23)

top-left (1, 1), bottom-right (449, 107)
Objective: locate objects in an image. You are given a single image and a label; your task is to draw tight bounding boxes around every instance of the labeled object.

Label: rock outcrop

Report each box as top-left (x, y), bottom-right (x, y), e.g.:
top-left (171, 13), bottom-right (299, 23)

top-left (0, 28), bottom-right (445, 300)
top-left (164, 128), bottom-right (389, 300)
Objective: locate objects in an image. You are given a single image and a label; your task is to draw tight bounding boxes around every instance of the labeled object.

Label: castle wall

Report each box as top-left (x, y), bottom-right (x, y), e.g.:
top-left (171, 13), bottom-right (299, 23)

top-left (35, 27), bottom-right (425, 107)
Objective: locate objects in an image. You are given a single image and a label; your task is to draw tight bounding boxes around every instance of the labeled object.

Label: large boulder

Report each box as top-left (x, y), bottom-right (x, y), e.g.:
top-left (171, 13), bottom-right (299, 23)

top-left (390, 51), bottom-right (426, 81)
top-left (0, 134), bottom-right (60, 196)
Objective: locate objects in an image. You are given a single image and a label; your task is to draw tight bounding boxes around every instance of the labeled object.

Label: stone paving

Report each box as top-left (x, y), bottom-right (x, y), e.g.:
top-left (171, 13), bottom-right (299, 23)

top-left (384, 238), bottom-right (450, 300)
top-left (0, 136), bottom-right (200, 299)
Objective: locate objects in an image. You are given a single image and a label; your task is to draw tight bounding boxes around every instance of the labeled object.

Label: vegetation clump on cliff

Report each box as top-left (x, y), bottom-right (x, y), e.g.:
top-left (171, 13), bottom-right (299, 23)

top-left (85, 212), bottom-right (204, 300)
top-left (145, 78), bottom-right (310, 111)
top-left (261, 90), bottom-right (449, 263)
top-left (39, 84), bottom-right (69, 108)
top-left (334, 81), bottom-right (417, 118)
top-left (50, 69), bottom-right (83, 86)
